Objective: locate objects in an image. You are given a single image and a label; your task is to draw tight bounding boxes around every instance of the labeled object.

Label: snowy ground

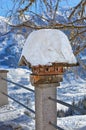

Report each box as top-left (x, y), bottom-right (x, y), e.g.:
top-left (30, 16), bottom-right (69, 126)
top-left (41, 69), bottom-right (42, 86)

top-left (0, 67), bottom-right (86, 130)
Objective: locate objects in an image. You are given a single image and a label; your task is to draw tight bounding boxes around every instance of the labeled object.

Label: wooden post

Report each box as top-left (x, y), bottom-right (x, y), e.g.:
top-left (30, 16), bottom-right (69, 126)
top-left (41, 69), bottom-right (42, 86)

top-left (0, 70), bottom-right (8, 106)
top-left (30, 74), bottom-right (63, 130)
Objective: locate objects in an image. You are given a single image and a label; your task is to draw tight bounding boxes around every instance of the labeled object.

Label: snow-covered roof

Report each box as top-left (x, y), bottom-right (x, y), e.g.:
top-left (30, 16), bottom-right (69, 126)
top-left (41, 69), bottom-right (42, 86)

top-left (19, 29), bottom-right (77, 66)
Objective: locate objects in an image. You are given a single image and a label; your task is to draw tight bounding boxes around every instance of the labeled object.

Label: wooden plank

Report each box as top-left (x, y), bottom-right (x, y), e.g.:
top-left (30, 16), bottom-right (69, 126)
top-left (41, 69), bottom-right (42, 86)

top-left (30, 74), bottom-right (62, 85)
top-left (32, 66), bottom-right (64, 75)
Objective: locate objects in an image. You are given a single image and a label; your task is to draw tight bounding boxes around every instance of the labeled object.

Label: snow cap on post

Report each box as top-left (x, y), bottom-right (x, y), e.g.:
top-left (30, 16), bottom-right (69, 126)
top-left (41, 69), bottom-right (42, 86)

top-left (19, 29), bottom-right (77, 67)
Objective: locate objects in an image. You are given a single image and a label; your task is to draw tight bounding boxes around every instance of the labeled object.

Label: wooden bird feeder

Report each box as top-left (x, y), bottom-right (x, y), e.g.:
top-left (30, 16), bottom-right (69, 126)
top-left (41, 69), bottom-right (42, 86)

top-left (19, 55), bottom-right (78, 86)
top-left (19, 29), bottom-right (78, 85)
top-left (32, 65), bottom-right (63, 75)
top-left (31, 64), bottom-right (64, 85)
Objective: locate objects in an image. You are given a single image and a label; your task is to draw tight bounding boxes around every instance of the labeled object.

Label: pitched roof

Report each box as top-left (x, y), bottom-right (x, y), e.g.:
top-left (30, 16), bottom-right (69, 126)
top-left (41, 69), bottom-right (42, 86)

top-left (19, 29), bottom-right (77, 67)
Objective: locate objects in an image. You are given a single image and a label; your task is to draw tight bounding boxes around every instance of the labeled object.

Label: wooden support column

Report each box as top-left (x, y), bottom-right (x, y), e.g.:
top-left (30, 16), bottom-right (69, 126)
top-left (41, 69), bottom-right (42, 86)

top-left (0, 70), bottom-right (8, 106)
top-left (30, 74), bottom-right (63, 130)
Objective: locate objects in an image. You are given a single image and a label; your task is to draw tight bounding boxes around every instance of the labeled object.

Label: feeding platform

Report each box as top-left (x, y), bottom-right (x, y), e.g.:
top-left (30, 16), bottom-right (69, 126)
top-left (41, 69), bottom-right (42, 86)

top-left (19, 29), bottom-right (78, 85)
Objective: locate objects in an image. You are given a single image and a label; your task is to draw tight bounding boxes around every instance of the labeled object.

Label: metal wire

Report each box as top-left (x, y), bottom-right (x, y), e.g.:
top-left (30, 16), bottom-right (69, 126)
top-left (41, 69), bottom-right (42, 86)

top-left (49, 122), bottom-right (64, 130)
top-left (49, 97), bottom-right (86, 114)
top-left (1, 92), bottom-right (35, 114)
top-left (0, 76), bottom-right (35, 93)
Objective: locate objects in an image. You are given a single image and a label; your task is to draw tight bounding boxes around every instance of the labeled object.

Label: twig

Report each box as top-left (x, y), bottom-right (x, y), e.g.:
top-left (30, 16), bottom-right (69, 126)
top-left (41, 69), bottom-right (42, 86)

top-left (74, 44), bottom-right (86, 56)
top-left (70, 29), bottom-right (86, 41)
top-left (68, 0), bottom-right (84, 19)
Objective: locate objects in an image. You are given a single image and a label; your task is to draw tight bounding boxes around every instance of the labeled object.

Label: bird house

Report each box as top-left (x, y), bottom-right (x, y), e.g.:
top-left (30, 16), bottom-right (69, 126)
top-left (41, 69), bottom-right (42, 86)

top-left (19, 29), bottom-right (78, 85)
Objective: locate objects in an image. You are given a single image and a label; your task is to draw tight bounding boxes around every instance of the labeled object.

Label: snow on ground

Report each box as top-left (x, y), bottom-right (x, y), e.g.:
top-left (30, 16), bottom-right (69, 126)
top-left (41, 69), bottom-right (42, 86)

top-left (0, 67), bottom-right (86, 130)
top-left (58, 115), bottom-right (86, 130)
top-left (21, 29), bottom-right (77, 66)
top-left (57, 71), bottom-right (86, 111)
top-left (0, 67), bottom-right (35, 130)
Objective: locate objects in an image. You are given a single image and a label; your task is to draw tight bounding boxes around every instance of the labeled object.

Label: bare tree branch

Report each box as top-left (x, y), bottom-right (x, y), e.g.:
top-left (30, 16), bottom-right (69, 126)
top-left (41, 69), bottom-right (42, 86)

top-left (68, 0), bottom-right (85, 19)
top-left (68, 17), bottom-right (86, 24)
top-left (70, 29), bottom-right (86, 41)
top-left (52, 0), bottom-right (60, 21)
top-left (74, 45), bottom-right (86, 56)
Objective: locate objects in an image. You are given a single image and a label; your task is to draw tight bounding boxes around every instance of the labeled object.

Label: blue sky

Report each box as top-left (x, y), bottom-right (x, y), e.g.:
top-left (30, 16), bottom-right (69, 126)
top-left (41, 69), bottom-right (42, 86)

top-left (60, 0), bottom-right (81, 8)
top-left (0, 0), bottom-right (81, 17)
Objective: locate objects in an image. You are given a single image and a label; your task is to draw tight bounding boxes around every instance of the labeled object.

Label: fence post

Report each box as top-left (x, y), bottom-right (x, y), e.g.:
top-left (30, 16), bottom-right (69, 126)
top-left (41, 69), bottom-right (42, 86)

top-left (0, 70), bottom-right (8, 106)
top-left (30, 74), bottom-right (63, 130)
